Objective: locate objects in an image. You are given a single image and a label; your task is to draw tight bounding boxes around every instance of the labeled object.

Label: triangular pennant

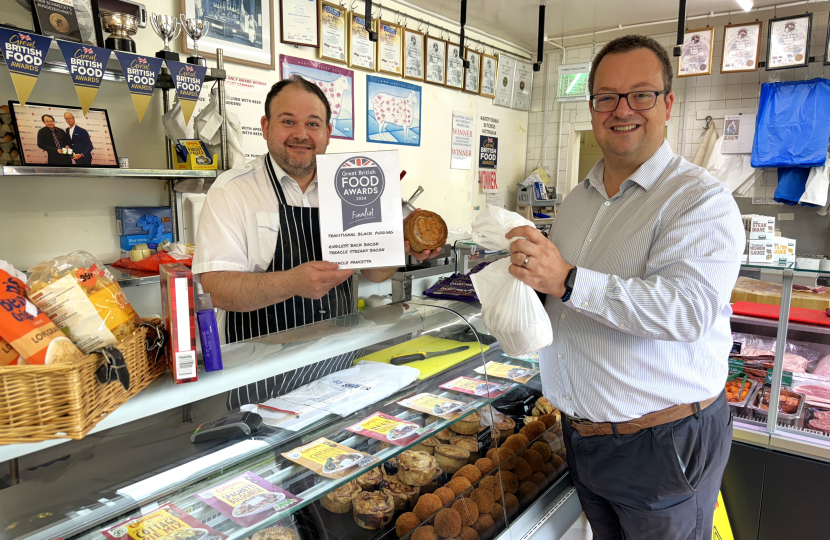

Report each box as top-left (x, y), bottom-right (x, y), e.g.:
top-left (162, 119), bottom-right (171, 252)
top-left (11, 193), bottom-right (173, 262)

top-left (114, 52), bottom-right (164, 122)
top-left (56, 40), bottom-right (111, 114)
top-left (166, 60), bottom-right (207, 125)
top-left (0, 29), bottom-right (52, 105)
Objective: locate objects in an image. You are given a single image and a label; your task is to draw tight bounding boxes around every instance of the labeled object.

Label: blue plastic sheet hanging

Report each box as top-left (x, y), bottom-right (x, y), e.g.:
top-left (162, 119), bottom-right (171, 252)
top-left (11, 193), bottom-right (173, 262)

top-left (751, 79), bottom-right (830, 168)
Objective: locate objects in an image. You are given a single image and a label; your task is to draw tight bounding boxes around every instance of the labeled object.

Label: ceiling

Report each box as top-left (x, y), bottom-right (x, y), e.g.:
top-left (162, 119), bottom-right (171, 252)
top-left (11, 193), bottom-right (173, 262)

top-left (403, 0), bottom-right (810, 51)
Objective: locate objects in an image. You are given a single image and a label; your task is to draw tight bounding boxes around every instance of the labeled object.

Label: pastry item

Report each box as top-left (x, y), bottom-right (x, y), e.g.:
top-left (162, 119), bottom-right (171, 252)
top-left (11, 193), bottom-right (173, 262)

top-left (494, 446), bottom-right (517, 470)
top-left (452, 498), bottom-right (479, 526)
top-left (251, 527), bottom-right (300, 540)
top-left (541, 462), bottom-right (557, 481)
top-left (474, 458), bottom-right (495, 476)
top-left (503, 434), bottom-right (530, 453)
top-left (412, 526), bottom-right (439, 540)
top-left (531, 442), bottom-right (551, 462)
top-left (513, 458), bottom-right (532, 481)
top-left (489, 503), bottom-right (505, 528)
top-left (519, 421), bottom-right (546, 442)
top-left (420, 468), bottom-right (445, 494)
top-left (435, 508), bottom-right (462, 538)
top-left (550, 453), bottom-right (566, 475)
top-left (495, 470), bottom-right (518, 494)
top-left (321, 480), bottom-right (362, 513)
top-left (460, 526), bottom-right (480, 540)
top-left (405, 210), bottom-right (448, 252)
top-left (399, 450), bottom-right (439, 487)
top-left (450, 435), bottom-right (480, 463)
top-left (397, 512), bottom-right (422, 538)
top-left (354, 490), bottom-right (396, 530)
top-left (522, 449), bottom-right (544, 471)
top-left (494, 417), bottom-right (516, 442)
top-left (414, 493), bottom-right (444, 521)
top-left (470, 488), bottom-right (495, 514)
top-left (531, 397), bottom-right (555, 417)
top-left (450, 412), bottom-right (481, 435)
top-left (473, 514), bottom-right (495, 540)
top-left (435, 444), bottom-right (470, 474)
top-left (452, 464), bottom-right (482, 484)
top-left (503, 493), bottom-right (520, 518)
top-left (413, 436), bottom-right (441, 455)
top-left (382, 474), bottom-right (421, 511)
top-left (537, 412), bottom-right (561, 428)
top-left (517, 481), bottom-right (539, 504)
top-left (434, 486), bottom-right (456, 505)
top-left (445, 476), bottom-right (472, 497)
top-left (486, 448), bottom-right (498, 461)
top-left (478, 476), bottom-right (502, 501)
top-left (357, 467), bottom-right (384, 491)
top-left (530, 471), bottom-right (548, 491)
top-left (435, 427), bottom-right (454, 443)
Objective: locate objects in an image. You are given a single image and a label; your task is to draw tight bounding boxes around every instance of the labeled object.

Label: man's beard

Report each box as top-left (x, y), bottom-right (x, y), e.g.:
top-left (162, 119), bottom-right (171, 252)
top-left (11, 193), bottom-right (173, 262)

top-left (270, 139), bottom-right (317, 178)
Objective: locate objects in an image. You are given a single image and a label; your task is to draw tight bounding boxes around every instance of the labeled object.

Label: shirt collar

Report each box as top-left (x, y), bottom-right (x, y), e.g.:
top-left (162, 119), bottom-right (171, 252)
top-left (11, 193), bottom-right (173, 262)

top-left (267, 154), bottom-right (318, 193)
top-left (584, 139), bottom-right (674, 194)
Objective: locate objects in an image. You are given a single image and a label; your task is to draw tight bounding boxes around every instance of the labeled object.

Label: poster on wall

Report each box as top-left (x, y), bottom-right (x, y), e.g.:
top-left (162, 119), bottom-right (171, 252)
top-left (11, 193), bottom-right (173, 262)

top-left (722, 113), bottom-right (756, 154)
top-left (511, 59), bottom-right (532, 110)
top-left (319, 1), bottom-right (348, 64)
top-left (479, 170), bottom-right (498, 192)
top-left (766, 14), bottom-right (812, 70)
top-left (280, 55), bottom-right (355, 140)
top-left (494, 54), bottom-right (516, 107)
top-left (479, 53), bottom-right (497, 98)
top-left (279, 0), bottom-right (319, 47)
top-left (446, 42), bottom-right (464, 90)
top-left (377, 20), bottom-right (403, 76)
top-left (464, 48), bottom-right (481, 94)
top-left (721, 22), bottom-right (761, 73)
top-left (180, 0), bottom-right (275, 69)
top-left (677, 27), bottom-right (714, 77)
top-left (366, 75), bottom-right (421, 147)
top-left (403, 28), bottom-right (425, 81)
top-left (425, 35), bottom-right (446, 85)
top-left (479, 135), bottom-right (497, 169)
top-left (451, 111), bottom-right (473, 170)
top-left (225, 76), bottom-right (270, 159)
top-left (556, 62), bottom-right (590, 102)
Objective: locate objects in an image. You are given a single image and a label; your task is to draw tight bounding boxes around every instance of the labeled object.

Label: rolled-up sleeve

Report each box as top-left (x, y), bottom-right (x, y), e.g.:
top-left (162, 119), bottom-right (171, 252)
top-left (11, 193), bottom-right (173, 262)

top-left (566, 183), bottom-right (745, 342)
top-left (192, 185), bottom-right (250, 275)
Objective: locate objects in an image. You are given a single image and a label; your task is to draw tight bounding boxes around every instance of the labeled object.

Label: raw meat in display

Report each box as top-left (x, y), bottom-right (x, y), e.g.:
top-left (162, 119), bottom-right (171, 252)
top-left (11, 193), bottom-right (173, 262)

top-left (372, 91), bottom-right (417, 141)
top-left (737, 346), bottom-right (809, 373)
top-left (812, 355), bottom-right (830, 379)
top-left (793, 384), bottom-right (830, 402)
top-left (807, 418), bottom-right (830, 433)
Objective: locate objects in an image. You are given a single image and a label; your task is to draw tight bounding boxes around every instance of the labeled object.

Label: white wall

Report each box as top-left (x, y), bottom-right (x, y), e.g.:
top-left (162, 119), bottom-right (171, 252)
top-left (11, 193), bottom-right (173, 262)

top-left (0, 0), bottom-right (529, 271)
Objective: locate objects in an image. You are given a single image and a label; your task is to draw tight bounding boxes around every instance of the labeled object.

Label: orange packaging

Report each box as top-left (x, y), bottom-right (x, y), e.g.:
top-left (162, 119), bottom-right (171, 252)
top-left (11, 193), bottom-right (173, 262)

top-left (0, 270), bottom-right (81, 365)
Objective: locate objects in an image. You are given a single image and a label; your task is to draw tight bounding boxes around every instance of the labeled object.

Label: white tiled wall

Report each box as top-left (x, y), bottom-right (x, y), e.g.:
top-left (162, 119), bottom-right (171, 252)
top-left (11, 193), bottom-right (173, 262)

top-left (526, 11), bottom-right (830, 202)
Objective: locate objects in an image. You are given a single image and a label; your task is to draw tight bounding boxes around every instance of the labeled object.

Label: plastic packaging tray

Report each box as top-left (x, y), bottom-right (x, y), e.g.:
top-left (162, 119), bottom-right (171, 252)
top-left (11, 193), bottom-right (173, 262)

top-left (726, 379), bottom-right (758, 413)
top-left (748, 384), bottom-right (805, 427)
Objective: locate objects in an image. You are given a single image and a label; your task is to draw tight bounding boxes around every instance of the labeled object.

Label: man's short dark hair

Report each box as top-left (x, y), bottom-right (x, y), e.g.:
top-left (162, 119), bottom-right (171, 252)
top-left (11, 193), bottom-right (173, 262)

top-left (264, 75), bottom-right (331, 125)
top-left (41, 114), bottom-right (55, 123)
top-left (589, 35), bottom-right (673, 96)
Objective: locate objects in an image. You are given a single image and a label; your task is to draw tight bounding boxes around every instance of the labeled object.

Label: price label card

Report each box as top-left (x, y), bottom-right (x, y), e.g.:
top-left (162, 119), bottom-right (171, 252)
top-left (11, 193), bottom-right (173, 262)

top-left (474, 362), bottom-right (539, 384)
top-left (282, 437), bottom-right (377, 479)
top-left (346, 411), bottom-right (431, 446)
top-left (101, 503), bottom-right (227, 540)
top-left (439, 376), bottom-right (517, 398)
top-left (397, 393), bottom-right (475, 419)
top-left (195, 472), bottom-right (302, 526)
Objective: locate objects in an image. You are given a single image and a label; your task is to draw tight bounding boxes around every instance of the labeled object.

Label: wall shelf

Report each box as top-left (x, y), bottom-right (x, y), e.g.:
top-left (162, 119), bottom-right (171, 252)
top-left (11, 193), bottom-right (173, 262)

top-left (0, 166), bottom-right (217, 179)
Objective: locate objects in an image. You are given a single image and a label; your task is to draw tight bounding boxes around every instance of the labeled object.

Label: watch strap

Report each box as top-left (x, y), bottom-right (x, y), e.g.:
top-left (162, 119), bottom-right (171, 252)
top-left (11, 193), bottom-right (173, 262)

top-left (561, 267), bottom-right (577, 303)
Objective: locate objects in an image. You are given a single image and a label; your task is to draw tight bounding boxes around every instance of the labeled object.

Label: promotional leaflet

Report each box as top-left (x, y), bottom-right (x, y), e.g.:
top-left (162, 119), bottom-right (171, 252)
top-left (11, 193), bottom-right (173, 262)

top-left (346, 411), bottom-right (432, 446)
top-left (101, 503), bottom-right (227, 540)
top-left (474, 362), bottom-right (539, 384)
top-left (195, 472), bottom-right (302, 526)
top-left (397, 393), bottom-right (476, 419)
top-left (439, 376), bottom-right (517, 398)
top-left (283, 437), bottom-right (377, 479)
top-left (451, 112), bottom-right (474, 170)
top-left (722, 114), bottom-right (756, 154)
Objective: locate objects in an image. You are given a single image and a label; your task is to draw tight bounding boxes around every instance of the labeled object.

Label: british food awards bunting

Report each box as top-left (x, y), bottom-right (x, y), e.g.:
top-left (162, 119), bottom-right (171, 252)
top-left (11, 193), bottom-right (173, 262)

top-left (114, 52), bottom-right (164, 122)
top-left (0, 28), bottom-right (52, 106)
top-left (166, 60), bottom-right (207, 125)
top-left (57, 40), bottom-right (111, 114)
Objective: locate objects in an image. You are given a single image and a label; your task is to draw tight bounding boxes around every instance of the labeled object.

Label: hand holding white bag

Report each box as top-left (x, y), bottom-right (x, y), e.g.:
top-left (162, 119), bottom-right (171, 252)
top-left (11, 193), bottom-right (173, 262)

top-left (469, 206), bottom-right (553, 356)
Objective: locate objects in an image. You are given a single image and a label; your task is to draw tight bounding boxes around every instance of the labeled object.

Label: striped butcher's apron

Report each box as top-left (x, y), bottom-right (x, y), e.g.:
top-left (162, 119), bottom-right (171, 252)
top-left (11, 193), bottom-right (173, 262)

top-left (225, 157), bottom-right (356, 409)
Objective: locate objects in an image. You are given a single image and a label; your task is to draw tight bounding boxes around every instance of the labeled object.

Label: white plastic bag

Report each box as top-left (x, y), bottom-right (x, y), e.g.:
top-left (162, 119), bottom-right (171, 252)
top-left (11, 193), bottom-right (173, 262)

top-left (469, 206), bottom-right (553, 356)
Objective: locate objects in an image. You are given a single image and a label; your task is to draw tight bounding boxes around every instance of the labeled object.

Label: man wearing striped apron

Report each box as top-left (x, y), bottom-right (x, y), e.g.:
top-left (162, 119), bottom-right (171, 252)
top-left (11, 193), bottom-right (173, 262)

top-left (507, 36), bottom-right (745, 539)
top-left (193, 76), bottom-right (436, 408)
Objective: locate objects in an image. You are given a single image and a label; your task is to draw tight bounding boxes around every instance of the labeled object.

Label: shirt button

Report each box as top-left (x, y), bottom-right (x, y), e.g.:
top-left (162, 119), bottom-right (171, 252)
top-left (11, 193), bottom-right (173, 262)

top-left (604, 201), bottom-right (611, 207)
top-left (565, 395), bottom-right (572, 401)
top-left (619, 322), bottom-right (625, 328)
top-left (587, 237), bottom-right (593, 242)
top-left (560, 313), bottom-right (566, 319)
top-left (582, 301), bottom-right (589, 308)
top-left (557, 354), bottom-right (563, 359)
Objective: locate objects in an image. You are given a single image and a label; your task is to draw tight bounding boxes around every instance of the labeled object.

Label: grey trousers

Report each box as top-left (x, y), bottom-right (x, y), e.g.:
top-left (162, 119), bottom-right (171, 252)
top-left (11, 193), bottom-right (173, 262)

top-left (563, 391), bottom-right (732, 540)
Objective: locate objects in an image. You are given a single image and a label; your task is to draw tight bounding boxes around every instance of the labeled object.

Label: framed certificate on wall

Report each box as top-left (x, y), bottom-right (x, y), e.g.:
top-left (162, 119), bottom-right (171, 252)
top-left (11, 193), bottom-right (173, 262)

top-left (446, 42), bottom-right (464, 89)
top-left (348, 12), bottom-right (376, 71)
top-left (494, 53), bottom-right (516, 107)
top-left (425, 35), bottom-right (446, 86)
top-left (721, 21), bottom-right (761, 73)
top-left (480, 52), bottom-right (497, 98)
top-left (464, 48), bottom-right (481, 94)
top-left (403, 27), bottom-right (425, 81)
top-left (319, 1), bottom-right (347, 63)
top-left (677, 27), bottom-right (714, 77)
top-left (377, 20), bottom-right (402, 76)
top-left (279, 0), bottom-right (319, 47)
top-left (766, 14), bottom-right (812, 70)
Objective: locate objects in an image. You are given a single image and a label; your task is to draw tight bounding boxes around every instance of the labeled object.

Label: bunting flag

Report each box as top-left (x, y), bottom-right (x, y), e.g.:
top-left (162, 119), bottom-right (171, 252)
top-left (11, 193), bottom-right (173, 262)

top-left (114, 51), bottom-right (164, 122)
top-left (57, 40), bottom-right (111, 114)
top-left (166, 60), bottom-right (207, 125)
top-left (0, 28), bottom-right (52, 105)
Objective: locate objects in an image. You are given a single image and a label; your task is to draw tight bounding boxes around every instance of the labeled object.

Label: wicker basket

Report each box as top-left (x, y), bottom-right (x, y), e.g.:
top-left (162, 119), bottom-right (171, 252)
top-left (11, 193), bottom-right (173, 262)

top-left (0, 320), bottom-right (168, 444)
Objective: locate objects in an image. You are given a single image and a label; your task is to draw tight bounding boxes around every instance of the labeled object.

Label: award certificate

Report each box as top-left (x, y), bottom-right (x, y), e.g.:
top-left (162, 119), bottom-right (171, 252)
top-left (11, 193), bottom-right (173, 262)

top-left (425, 36), bottom-right (446, 85)
top-left (403, 28), bottom-right (425, 80)
top-left (319, 2), bottom-right (347, 63)
top-left (511, 59), bottom-right (532, 110)
top-left (349, 12), bottom-right (376, 71)
top-left (464, 48), bottom-right (480, 94)
top-left (721, 22), bottom-right (761, 73)
top-left (446, 42), bottom-right (464, 89)
top-left (677, 27), bottom-right (714, 77)
top-left (377, 20), bottom-right (402, 76)
top-left (766, 14), bottom-right (812, 70)
top-left (494, 54), bottom-right (516, 107)
top-left (280, 0), bottom-right (319, 47)
top-left (480, 52), bottom-right (497, 98)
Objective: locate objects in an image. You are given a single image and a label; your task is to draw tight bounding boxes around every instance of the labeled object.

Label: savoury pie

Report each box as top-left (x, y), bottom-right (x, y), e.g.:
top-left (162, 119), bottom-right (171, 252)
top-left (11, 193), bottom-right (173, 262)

top-left (353, 490), bottom-right (396, 529)
top-left (250, 528), bottom-right (301, 540)
top-left (397, 450), bottom-right (439, 487)
top-left (381, 473), bottom-right (421, 510)
top-left (321, 480), bottom-right (362, 513)
top-left (404, 210), bottom-right (448, 252)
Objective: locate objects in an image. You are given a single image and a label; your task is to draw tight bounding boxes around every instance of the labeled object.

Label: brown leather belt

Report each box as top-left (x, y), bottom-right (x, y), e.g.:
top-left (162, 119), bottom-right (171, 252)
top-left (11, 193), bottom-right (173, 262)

top-left (565, 395), bottom-right (720, 437)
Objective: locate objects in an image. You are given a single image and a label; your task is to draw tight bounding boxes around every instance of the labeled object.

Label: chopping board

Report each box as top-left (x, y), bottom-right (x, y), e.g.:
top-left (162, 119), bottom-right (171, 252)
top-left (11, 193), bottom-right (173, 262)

top-left (731, 276), bottom-right (830, 311)
top-left (731, 301), bottom-right (830, 327)
top-left (356, 336), bottom-right (489, 380)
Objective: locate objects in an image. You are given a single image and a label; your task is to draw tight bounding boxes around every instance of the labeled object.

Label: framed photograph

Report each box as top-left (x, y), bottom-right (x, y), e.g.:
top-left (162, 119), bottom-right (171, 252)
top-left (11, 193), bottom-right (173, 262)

top-left (366, 75), bottom-right (421, 146)
top-left (494, 53), bottom-right (516, 107)
top-left (721, 22), bottom-right (762, 73)
top-left (348, 12), bottom-right (376, 71)
top-left (31, 0), bottom-right (83, 43)
top-left (766, 14), bottom-right (812, 70)
top-left (480, 52), bottom-right (497, 98)
top-left (425, 35), bottom-right (446, 86)
top-left (445, 42), bottom-right (464, 89)
top-left (677, 27), bottom-right (714, 77)
top-left (280, 55), bottom-right (355, 140)
top-left (464, 48), bottom-right (481, 94)
top-left (319, 1), bottom-right (347, 64)
top-left (403, 28), bottom-right (425, 81)
top-left (279, 0), bottom-right (319, 47)
top-left (377, 19), bottom-right (402, 76)
top-left (9, 101), bottom-right (119, 168)
top-left (181, 0), bottom-right (275, 69)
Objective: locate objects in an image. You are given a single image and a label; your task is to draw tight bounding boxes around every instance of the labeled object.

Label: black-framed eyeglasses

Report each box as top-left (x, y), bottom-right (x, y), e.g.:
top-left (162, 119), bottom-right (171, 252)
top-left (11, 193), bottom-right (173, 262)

top-left (589, 90), bottom-right (668, 112)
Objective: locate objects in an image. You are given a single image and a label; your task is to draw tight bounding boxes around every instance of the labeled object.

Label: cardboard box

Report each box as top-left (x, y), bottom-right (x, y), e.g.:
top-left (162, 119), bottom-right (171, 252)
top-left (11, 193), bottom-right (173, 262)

top-left (747, 239), bottom-right (774, 264)
top-left (119, 232), bottom-right (175, 250)
top-left (160, 263), bottom-right (197, 384)
top-left (742, 214), bottom-right (775, 240)
top-left (772, 236), bottom-right (796, 265)
top-left (115, 206), bottom-right (173, 236)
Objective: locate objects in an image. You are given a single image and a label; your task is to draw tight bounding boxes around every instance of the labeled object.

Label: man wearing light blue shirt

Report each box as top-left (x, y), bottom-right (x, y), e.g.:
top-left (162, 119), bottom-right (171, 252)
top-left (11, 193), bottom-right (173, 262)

top-left (508, 35), bottom-right (744, 539)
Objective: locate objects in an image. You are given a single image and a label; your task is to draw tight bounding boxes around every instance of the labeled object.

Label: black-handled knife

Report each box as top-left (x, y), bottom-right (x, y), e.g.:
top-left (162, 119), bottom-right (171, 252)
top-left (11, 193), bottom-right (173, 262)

top-left (391, 346), bottom-right (471, 365)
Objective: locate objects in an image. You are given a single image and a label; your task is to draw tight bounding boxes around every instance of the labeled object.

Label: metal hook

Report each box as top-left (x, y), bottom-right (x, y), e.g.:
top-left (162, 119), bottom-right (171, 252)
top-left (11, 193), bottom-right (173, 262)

top-left (377, 0), bottom-right (382, 20)
top-left (350, 0), bottom-right (357, 11)
top-left (403, 14), bottom-right (408, 28)
top-left (418, 20), bottom-right (424, 32)
top-left (340, 0), bottom-right (346, 7)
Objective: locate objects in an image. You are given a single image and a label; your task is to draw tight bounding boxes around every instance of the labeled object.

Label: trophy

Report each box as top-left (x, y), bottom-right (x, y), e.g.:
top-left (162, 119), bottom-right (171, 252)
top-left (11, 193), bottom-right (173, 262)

top-left (150, 13), bottom-right (181, 61)
top-left (180, 15), bottom-right (210, 66)
top-left (99, 12), bottom-right (139, 53)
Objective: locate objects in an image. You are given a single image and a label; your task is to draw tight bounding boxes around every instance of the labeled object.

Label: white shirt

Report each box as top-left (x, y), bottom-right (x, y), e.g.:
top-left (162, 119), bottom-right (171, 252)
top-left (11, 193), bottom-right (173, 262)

top-left (192, 154), bottom-right (318, 276)
top-left (67, 126), bottom-right (75, 139)
top-left (543, 141), bottom-right (745, 422)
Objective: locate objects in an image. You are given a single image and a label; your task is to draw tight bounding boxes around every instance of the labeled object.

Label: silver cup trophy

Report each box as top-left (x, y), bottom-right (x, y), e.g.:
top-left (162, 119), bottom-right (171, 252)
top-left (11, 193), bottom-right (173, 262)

top-left (150, 13), bottom-right (181, 61)
top-left (180, 15), bottom-right (210, 66)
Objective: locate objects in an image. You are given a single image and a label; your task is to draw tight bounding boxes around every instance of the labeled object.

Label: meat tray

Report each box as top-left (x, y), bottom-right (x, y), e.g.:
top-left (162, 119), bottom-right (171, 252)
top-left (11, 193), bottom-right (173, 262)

top-left (747, 385), bottom-right (806, 427)
top-left (727, 379), bottom-right (758, 413)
